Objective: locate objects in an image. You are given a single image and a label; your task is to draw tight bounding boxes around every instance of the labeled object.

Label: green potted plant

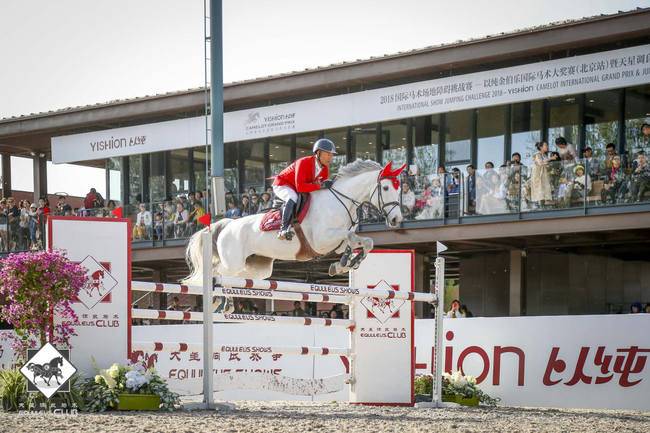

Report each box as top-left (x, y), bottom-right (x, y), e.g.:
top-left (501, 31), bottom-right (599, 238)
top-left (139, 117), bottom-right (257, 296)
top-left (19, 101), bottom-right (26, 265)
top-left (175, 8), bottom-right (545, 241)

top-left (80, 357), bottom-right (179, 411)
top-left (0, 368), bottom-right (26, 411)
top-left (0, 368), bottom-right (84, 412)
top-left (414, 370), bottom-right (500, 407)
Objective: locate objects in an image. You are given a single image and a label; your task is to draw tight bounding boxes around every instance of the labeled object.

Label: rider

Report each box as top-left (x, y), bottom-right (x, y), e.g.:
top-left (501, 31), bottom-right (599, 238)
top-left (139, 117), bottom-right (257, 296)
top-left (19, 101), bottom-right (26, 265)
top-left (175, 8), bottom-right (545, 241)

top-left (272, 138), bottom-right (337, 240)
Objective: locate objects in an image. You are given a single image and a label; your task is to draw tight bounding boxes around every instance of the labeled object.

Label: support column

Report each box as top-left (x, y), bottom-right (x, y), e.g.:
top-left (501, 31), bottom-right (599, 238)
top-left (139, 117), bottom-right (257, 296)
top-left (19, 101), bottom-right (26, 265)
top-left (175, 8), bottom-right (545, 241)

top-left (1, 153), bottom-right (12, 198)
top-left (414, 253), bottom-right (426, 319)
top-left (32, 154), bottom-right (47, 202)
top-left (509, 250), bottom-right (526, 316)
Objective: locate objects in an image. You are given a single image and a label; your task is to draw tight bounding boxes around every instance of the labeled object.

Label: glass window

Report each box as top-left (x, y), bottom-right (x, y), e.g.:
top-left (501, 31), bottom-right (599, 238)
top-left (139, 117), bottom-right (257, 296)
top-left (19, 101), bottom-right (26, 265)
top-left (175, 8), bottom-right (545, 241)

top-left (352, 123), bottom-right (378, 161)
top-left (324, 128), bottom-right (348, 174)
top-left (625, 85), bottom-right (650, 153)
top-left (241, 140), bottom-right (265, 191)
top-left (149, 153), bottom-right (165, 202)
top-left (548, 96), bottom-right (579, 150)
top-left (193, 147), bottom-right (207, 195)
top-left (511, 101), bottom-right (542, 166)
top-left (169, 150), bottom-right (190, 196)
top-left (295, 132), bottom-right (319, 160)
top-left (445, 110), bottom-right (472, 162)
top-left (128, 155), bottom-right (142, 204)
top-left (269, 135), bottom-right (292, 176)
top-left (381, 120), bottom-right (408, 168)
top-left (585, 90), bottom-right (620, 159)
top-left (413, 115), bottom-right (440, 176)
top-left (108, 157), bottom-right (122, 204)
top-left (224, 142), bottom-right (238, 193)
top-left (477, 106), bottom-right (506, 169)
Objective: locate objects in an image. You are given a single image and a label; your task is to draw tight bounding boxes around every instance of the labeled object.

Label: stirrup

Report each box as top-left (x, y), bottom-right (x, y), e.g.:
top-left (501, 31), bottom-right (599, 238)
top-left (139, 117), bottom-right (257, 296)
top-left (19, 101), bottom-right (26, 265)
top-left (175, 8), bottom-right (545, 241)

top-left (277, 227), bottom-right (294, 241)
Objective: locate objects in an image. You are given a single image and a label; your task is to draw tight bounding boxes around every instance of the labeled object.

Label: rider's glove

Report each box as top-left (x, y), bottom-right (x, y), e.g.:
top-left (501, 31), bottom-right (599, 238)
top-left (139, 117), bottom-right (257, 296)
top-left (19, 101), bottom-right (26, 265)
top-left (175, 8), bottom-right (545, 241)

top-left (320, 180), bottom-right (333, 189)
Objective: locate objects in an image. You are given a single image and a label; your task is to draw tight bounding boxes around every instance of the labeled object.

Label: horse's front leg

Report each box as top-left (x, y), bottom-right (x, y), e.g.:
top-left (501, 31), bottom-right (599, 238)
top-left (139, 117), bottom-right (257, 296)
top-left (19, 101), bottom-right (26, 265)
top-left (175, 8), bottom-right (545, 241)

top-left (347, 233), bottom-right (374, 270)
top-left (327, 231), bottom-right (374, 276)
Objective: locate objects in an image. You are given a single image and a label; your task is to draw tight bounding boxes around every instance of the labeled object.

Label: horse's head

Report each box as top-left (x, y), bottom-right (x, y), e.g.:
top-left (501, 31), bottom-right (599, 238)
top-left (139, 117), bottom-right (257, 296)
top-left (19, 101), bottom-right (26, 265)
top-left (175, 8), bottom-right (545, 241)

top-left (375, 162), bottom-right (406, 228)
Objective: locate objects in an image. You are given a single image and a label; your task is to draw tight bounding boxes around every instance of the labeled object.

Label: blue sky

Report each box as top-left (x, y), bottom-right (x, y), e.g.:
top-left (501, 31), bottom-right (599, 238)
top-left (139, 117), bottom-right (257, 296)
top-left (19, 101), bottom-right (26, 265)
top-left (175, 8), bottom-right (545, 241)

top-left (1, 0), bottom-right (649, 196)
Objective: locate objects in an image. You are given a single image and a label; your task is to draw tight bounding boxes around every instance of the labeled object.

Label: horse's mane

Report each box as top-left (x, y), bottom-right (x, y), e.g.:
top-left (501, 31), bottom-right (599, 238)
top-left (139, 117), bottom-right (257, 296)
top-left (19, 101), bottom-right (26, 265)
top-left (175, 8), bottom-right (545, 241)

top-left (334, 159), bottom-right (381, 181)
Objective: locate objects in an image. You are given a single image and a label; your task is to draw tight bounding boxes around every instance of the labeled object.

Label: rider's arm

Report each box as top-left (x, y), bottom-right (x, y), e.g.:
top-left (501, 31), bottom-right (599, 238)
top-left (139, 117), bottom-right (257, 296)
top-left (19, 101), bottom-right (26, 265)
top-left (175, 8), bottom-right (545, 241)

top-left (294, 157), bottom-right (322, 193)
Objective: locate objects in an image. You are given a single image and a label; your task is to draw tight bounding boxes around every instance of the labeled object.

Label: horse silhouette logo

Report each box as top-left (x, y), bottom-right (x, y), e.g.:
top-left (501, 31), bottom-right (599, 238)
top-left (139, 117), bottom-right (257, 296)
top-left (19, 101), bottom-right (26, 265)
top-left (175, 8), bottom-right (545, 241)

top-left (75, 256), bottom-right (118, 310)
top-left (359, 280), bottom-right (405, 323)
top-left (20, 343), bottom-right (77, 398)
top-left (245, 111), bottom-right (260, 125)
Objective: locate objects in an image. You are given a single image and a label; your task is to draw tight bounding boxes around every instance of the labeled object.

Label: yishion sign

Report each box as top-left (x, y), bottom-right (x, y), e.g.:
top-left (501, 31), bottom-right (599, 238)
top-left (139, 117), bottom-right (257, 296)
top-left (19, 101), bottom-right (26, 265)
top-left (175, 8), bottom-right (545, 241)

top-left (52, 43), bottom-right (650, 164)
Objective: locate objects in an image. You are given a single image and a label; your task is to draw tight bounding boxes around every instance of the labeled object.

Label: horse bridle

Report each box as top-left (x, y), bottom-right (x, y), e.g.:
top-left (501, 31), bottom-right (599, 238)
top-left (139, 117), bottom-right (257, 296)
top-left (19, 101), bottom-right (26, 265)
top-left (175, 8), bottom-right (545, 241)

top-left (329, 172), bottom-right (401, 230)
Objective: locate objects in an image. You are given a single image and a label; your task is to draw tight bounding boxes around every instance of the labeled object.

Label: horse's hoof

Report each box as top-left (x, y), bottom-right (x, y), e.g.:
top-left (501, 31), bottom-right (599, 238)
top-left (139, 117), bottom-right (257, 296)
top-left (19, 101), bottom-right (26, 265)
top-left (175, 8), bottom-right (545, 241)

top-left (329, 263), bottom-right (339, 277)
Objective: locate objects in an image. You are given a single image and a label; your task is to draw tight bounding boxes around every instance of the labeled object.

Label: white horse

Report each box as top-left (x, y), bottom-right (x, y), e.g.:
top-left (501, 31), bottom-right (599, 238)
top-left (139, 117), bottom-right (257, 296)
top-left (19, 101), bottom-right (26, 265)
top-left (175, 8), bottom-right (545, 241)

top-left (182, 160), bottom-right (405, 309)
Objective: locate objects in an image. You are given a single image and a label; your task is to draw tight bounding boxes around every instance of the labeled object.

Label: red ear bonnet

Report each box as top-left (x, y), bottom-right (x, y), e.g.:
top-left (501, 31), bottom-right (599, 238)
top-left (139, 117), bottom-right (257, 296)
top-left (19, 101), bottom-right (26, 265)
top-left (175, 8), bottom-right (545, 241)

top-left (379, 162), bottom-right (407, 189)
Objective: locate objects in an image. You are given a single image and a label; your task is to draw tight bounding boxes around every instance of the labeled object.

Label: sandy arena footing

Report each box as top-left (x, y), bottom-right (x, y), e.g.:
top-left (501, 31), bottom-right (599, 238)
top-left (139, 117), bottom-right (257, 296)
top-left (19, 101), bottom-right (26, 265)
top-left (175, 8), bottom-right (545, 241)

top-left (1, 401), bottom-right (649, 433)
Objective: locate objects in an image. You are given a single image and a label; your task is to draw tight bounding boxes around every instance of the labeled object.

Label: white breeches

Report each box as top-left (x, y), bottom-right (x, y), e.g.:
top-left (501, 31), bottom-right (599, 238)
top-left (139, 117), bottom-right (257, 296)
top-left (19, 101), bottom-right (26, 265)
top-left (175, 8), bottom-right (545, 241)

top-left (273, 184), bottom-right (298, 203)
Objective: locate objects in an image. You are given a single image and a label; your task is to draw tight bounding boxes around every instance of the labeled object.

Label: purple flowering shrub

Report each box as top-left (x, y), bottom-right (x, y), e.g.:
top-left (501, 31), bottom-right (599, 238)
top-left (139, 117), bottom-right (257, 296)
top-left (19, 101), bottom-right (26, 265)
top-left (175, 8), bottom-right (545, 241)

top-left (0, 249), bottom-right (88, 362)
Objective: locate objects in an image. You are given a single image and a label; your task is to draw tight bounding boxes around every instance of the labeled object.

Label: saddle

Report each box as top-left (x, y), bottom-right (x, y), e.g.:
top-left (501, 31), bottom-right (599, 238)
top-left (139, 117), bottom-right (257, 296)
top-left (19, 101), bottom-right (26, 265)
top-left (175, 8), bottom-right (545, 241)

top-left (259, 193), bottom-right (311, 232)
top-left (259, 194), bottom-right (321, 261)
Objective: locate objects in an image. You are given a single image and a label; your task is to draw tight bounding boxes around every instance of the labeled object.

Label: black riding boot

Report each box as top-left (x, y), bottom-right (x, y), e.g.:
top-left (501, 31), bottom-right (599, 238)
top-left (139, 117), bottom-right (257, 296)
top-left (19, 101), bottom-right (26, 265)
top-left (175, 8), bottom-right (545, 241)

top-left (277, 199), bottom-right (296, 241)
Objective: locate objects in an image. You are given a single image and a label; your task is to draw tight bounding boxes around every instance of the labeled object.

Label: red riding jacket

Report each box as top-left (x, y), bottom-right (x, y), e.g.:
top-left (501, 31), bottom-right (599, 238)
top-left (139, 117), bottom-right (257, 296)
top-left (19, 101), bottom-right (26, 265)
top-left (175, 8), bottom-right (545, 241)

top-left (272, 156), bottom-right (329, 193)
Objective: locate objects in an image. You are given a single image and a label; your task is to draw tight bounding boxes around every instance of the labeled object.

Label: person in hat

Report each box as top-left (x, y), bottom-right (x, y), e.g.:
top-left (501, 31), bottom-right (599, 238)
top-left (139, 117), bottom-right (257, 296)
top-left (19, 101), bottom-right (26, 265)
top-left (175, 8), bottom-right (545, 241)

top-left (271, 138), bottom-right (336, 241)
top-left (581, 147), bottom-right (599, 177)
top-left (178, 194), bottom-right (189, 210)
top-left (562, 164), bottom-right (592, 207)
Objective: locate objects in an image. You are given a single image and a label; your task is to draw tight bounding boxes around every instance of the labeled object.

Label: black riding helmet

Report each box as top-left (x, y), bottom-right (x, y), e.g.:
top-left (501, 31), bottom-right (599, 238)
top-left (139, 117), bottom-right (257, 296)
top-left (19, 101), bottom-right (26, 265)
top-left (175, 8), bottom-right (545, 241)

top-left (312, 138), bottom-right (338, 155)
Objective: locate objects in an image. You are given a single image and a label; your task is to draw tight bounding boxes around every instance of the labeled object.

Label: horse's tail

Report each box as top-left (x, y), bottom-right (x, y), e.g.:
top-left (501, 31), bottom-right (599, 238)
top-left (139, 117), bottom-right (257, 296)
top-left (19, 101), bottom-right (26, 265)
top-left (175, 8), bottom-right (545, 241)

top-left (181, 219), bottom-right (233, 286)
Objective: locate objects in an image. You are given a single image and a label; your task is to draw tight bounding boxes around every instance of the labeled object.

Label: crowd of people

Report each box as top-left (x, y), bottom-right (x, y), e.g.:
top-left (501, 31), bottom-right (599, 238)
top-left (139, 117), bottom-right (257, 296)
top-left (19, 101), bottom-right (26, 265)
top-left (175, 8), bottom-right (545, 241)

top-left (132, 192), bottom-right (209, 241)
top-left (398, 134), bottom-right (650, 219)
top-left (224, 187), bottom-right (275, 219)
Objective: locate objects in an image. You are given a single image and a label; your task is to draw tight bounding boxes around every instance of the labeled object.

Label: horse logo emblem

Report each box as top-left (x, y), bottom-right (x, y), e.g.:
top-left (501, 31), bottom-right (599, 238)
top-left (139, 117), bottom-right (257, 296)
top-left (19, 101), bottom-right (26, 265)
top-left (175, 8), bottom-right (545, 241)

top-left (245, 111), bottom-right (260, 125)
top-left (19, 343), bottom-right (77, 398)
top-left (359, 280), bottom-right (405, 323)
top-left (76, 256), bottom-right (118, 309)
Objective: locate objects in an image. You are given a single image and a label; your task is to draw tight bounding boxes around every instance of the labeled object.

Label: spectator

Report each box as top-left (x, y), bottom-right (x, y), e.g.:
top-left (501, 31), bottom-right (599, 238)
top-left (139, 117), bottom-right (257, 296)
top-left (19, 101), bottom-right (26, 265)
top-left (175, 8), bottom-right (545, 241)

top-left (331, 310), bottom-right (341, 319)
top-left (84, 187), bottom-right (104, 209)
top-left (189, 201), bottom-right (206, 233)
top-left (548, 151), bottom-right (564, 200)
top-left (642, 123), bottom-right (650, 137)
top-left (400, 182), bottom-right (416, 219)
top-left (531, 141), bottom-right (555, 207)
top-left (555, 137), bottom-right (578, 162)
top-left (154, 213), bottom-right (163, 241)
top-left (259, 192), bottom-right (273, 211)
top-left (133, 203), bottom-right (152, 241)
top-left (478, 172), bottom-right (506, 215)
top-left (630, 151), bottom-right (650, 202)
top-left (266, 186), bottom-right (274, 198)
top-left (178, 194), bottom-right (190, 210)
top-left (18, 200), bottom-right (31, 250)
top-left (55, 196), bottom-right (72, 216)
top-left (415, 177), bottom-right (443, 220)
top-left (28, 203), bottom-right (39, 246)
top-left (601, 155), bottom-right (627, 204)
top-left (292, 301), bottom-right (306, 317)
top-left (169, 296), bottom-right (182, 311)
top-left (466, 165), bottom-right (476, 214)
top-left (226, 200), bottom-right (241, 219)
top-left (474, 174), bottom-right (489, 212)
top-left (445, 300), bottom-right (466, 318)
top-left (581, 147), bottom-right (599, 177)
top-left (38, 196), bottom-right (50, 215)
top-left (446, 168), bottom-right (460, 195)
top-left (508, 152), bottom-right (529, 177)
top-left (250, 194), bottom-right (261, 214)
top-left (320, 311), bottom-right (331, 318)
top-left (562, 165), bottom-right (592, 207)
top-left (437, 166), bottom-right (446, 175)
top-left (107, 200), bottom-right (117, 213)
top-left (0, 200), bottom-right (8, 251)
top-left (644, 303), bottom-right (650, 314)
top-left (194, 191), bottom-right (204, 208)
top-left (173, 203), bottom-right (190, 237)
top-left (484, 161), bottom-right (497, 181)
top-left (240, 196), bottom-right (251, 217)
top-left (630, 302), bottom-right (642, 314)
top-left (225, 190), bottom-right (235, 205)
top-left (460, 304), bottom-right (473, 318)
top-left (248, 187), bottom-right (257, 197)
top-left (600, 143), bottom-right (618, 177)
